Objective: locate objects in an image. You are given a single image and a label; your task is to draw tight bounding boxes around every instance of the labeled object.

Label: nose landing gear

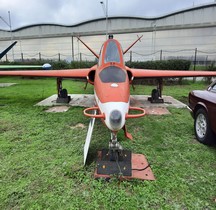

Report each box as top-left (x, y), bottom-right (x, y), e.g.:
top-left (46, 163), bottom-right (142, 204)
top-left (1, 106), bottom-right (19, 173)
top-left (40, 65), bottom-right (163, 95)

top-left (109, 132), bottom-right (123, 161)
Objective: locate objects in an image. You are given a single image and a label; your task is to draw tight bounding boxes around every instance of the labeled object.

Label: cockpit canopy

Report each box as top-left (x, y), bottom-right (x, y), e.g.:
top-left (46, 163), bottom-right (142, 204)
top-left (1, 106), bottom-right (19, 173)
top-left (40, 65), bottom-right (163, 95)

top-left (99, 66), bottom-right (126, 83)
top-left (104, 40), bottom-right (120, 63)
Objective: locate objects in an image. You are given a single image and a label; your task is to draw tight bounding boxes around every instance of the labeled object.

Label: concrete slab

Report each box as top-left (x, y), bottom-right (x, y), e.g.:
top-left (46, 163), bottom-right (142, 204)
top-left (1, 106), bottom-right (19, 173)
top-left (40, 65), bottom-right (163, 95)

top-left (36, 94), bottom-right (95, 107)
top-left (144, 107), bottom-right (171, 115)
top-left (0, 83), bottom-right (17, 87)
top-left (36, 94), bottom-right (187, 115)
top-left (130, 95), bottom-right (187, 109)
top-left (45, 106), bottom-right (70, 113)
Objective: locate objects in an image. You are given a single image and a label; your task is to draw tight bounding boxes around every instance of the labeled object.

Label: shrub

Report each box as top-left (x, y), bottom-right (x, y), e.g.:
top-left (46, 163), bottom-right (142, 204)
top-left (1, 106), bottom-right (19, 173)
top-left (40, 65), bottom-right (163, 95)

top-left (126, 60), bottom-right (191, 85)
top-left (126, 59), bottom-right (191, 70)
top-left (204, 62), bottom-right (216, 83)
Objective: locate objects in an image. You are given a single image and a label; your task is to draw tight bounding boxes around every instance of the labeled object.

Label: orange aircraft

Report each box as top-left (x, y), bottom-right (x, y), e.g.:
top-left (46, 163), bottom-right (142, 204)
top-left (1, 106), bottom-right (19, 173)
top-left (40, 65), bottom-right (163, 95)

top-left (1, 35), bottom-right (216, 172)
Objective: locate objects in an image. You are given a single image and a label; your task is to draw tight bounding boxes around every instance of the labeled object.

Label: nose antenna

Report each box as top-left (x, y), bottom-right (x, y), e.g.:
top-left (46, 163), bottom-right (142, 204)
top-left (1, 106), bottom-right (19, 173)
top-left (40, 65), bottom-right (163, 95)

top-left (108, 34), bottom-right (114, 39)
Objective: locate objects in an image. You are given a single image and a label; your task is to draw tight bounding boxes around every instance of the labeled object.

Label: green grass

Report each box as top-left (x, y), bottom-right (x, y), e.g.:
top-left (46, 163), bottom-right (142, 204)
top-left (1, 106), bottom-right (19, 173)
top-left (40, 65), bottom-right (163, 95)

top-left (0, 77), bottom-right (215, 209)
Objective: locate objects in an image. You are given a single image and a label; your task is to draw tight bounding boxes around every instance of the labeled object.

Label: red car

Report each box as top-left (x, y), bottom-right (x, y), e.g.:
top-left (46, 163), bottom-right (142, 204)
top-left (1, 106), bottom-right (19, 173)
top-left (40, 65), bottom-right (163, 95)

top-left (188, 81), bottom-right (216, 145)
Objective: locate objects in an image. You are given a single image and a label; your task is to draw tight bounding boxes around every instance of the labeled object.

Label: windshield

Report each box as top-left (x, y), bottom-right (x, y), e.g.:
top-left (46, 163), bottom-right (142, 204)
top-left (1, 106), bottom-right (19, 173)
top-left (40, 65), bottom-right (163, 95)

top-left (105, 41), bottom-right (120, 63)
top-left (211, 83), bottom-right (216, 93)
top-left (99, 66), bottom-right (126, 83)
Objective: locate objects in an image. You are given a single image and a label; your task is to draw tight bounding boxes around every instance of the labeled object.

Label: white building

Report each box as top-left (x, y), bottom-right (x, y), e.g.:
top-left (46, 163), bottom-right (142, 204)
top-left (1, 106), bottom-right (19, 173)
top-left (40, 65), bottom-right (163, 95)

top-left (0, 3), bottom-right (216, 63)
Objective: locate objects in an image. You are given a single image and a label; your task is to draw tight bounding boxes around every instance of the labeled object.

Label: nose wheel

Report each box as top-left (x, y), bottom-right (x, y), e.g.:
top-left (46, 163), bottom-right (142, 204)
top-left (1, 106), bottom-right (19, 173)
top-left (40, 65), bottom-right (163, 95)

top-left (109, 132), bottom-right (123, 161)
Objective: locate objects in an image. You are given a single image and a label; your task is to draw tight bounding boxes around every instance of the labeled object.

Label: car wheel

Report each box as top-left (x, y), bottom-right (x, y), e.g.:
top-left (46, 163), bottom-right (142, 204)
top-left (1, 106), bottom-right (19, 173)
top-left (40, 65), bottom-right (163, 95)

top-left (194, 108), bottom-right (215, 145)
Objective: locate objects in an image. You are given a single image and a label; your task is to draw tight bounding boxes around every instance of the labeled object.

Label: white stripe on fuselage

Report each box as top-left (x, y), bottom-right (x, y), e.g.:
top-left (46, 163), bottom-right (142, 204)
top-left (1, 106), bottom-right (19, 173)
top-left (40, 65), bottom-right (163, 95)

top-left (94, 90), bottom-right (129, 131)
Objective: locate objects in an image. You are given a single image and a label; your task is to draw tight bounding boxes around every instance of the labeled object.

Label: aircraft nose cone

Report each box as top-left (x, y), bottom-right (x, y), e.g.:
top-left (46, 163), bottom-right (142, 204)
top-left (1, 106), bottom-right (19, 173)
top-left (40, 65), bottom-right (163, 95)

top-left (109, 110), bottom-right (122, 131)
top-left (42, 63), bottom-right (52, 70)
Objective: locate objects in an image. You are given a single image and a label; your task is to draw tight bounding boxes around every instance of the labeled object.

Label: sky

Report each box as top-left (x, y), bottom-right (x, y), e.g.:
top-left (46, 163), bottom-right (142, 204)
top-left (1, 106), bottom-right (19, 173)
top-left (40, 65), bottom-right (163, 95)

top-left (0, 0), bottom-right (215, 30)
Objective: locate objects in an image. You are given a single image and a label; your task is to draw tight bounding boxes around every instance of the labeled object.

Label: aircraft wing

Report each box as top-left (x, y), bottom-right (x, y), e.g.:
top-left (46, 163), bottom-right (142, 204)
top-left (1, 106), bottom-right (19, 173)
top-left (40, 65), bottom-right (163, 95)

top-left (127, 67), bottom-right (216, 78)
top-left (0, 65), bottom-right (47, 70)
top-left (0, 67), bottom-right (94, 79)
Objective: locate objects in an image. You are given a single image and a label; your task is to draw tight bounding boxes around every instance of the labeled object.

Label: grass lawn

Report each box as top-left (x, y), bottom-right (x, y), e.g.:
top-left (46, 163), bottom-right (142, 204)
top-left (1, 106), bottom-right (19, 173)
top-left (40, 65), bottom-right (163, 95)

top-left (0, 77), bottom-right (215, 209)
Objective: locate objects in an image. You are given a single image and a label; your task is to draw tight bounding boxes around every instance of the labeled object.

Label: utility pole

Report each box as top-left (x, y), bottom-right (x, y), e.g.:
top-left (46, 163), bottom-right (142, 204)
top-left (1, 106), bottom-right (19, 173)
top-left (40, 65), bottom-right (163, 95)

top-left (193, 48), bottom-right (198, 83)
top-left (100, 0), bottom-right (108, 39)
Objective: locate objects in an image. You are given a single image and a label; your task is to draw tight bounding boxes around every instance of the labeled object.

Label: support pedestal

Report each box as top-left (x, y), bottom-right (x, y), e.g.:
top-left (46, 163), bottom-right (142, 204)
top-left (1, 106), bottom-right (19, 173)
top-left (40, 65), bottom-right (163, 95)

top-left (56, 78), bottom-right (71, 103)
top-left (94, 150), bottom-right (155, 181)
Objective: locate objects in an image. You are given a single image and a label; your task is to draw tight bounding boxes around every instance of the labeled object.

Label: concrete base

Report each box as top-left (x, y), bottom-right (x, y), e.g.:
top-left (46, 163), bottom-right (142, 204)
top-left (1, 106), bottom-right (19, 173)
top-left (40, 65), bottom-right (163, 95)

top-left (36, 94), bottom-right (187, 114)
top-left (0, 83), bottom-right (17, 87)
top-left (130, 95), bottom-right (186, 109)
top-left (36, 94), bottom-right (186, 107)
top-left (45, 106), bottom-right (70, 113)
top-left (36, 94), bottom-right (94, 107)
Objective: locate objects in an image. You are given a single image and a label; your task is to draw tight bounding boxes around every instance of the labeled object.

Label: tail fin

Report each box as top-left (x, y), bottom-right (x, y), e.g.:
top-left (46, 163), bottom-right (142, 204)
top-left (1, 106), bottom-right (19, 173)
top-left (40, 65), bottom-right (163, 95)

top-left (77, 37), bottom-right (99, 59)
top-left (0, 41), bottom-right (17, 59)
top-left (123, 35), bottom-right (143, 55)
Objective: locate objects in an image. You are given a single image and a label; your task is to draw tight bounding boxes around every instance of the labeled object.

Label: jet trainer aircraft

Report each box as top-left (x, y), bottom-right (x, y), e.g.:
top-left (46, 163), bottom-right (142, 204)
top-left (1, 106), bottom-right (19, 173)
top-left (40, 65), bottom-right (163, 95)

top-left (1, 35), bottom-right (216, 176)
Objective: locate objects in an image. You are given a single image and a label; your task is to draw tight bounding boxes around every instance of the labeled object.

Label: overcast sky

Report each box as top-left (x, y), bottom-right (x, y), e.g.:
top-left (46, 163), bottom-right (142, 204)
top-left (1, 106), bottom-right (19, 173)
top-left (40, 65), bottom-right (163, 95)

top-left (0, 0), bottom-right (215, 30)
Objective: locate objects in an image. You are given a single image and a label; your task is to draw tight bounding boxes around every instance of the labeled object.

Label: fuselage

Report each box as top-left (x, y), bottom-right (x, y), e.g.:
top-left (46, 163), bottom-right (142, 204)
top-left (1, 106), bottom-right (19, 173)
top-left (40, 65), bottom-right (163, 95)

top-left (93, 37), bottom-right (130, 131)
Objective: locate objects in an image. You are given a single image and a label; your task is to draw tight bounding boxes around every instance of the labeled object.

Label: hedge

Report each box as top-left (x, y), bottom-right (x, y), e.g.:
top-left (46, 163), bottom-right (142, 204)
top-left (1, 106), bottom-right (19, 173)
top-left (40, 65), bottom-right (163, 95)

top-left (126, 60), bottom-right (191, 85)
top-left (1, 59), bottom-right (192, 85)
